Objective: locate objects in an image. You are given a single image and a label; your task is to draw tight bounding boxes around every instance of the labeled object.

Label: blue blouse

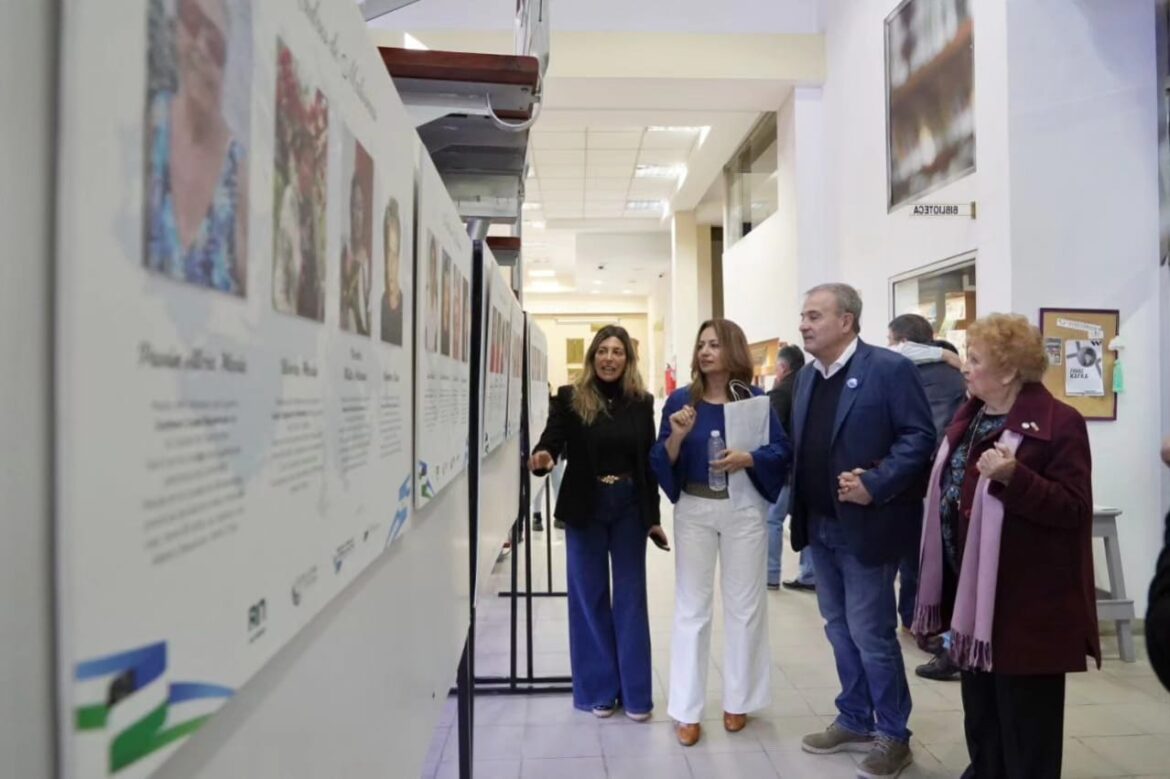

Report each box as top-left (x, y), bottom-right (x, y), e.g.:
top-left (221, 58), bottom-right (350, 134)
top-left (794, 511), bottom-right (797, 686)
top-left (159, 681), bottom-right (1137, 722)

top-left (146, 92), bottom-right (245, 295)
top-left (651, 386), bottom-right (792, 504)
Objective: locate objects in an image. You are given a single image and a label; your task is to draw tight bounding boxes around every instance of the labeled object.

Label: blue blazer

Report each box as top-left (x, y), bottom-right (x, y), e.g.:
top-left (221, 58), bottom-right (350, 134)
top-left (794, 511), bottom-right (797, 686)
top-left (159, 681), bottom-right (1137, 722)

top-left (788, 340), bottom-right (936, 565)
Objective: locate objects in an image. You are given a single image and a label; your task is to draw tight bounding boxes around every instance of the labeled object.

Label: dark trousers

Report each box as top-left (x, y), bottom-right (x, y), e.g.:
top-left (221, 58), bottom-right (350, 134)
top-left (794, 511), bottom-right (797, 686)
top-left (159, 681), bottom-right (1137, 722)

top-left (564, 481), bottom-right (653, 713)
top-left (960, 671), bottom-right (1066, 779)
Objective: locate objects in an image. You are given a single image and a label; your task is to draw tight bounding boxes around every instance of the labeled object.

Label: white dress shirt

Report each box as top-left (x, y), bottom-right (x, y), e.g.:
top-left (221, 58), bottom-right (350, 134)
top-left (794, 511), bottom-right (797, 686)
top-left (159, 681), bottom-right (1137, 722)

top-left (812, 336), bottom-right (859, 379)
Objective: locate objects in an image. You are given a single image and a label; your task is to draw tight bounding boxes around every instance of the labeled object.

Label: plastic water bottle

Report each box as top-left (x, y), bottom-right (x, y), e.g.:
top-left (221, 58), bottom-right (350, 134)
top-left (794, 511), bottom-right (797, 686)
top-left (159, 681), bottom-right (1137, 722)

top-left (708, 430), bottom-right (727, 492)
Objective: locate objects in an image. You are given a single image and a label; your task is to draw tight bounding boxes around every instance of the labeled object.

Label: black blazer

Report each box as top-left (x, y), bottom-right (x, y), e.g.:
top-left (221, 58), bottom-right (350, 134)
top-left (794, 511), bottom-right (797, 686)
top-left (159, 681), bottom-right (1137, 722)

top-left (532, 385), bottom-right (661, 529)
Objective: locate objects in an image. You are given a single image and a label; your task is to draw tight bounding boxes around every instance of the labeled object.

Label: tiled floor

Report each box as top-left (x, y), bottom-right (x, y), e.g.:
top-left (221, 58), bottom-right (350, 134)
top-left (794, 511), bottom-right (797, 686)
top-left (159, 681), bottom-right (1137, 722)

top-left (421, 503), bottom-right (1170, 778)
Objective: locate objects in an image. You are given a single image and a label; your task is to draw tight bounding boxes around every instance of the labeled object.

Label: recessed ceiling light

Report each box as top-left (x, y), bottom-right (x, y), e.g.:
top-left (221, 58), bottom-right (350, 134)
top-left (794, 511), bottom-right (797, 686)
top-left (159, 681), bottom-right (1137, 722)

top-left (592, 280), bottom-right (602, 285)
top-left (647, 125), bottom-right (707, 134)
top-left (626, 200), bottom-right (665, 211)
top-left (622, 289), bottom-right (633, 294)
top-left (635, 164), bottom-right (687, 179)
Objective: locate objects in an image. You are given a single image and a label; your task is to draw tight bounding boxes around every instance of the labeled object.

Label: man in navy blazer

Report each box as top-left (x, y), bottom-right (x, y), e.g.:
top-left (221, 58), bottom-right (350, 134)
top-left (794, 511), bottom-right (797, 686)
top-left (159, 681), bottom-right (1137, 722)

top-left (789, 284), bottom-right (935, 779)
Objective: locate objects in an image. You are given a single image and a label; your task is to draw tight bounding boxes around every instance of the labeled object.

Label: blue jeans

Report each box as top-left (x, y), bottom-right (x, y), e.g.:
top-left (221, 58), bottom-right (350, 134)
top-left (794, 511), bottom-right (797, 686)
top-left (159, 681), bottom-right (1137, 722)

top-left (808, 516), bottom-right (912, 743)
top-left (564, 481), bottom-right (653, 713)
top-left (766, 487), bottom-right (814, 586)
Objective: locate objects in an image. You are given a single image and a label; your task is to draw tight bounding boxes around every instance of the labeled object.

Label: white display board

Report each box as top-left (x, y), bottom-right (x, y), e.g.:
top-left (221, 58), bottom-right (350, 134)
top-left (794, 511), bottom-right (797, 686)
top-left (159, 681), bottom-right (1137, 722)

top-left (482, 248), bottom-right (511, 455)
top-left (414, 154), bottom-right (472, 508)
top-left (55, 1), bottom-right (416, 777)
top-left (528, 319), bottom-right (550, 447)
top-left (505, 298), bottom-right (526, 439)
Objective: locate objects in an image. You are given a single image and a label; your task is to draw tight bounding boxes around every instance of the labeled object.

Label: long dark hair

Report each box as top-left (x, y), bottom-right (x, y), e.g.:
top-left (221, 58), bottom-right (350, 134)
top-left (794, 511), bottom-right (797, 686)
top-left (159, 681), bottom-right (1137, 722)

top-left (688, 319), bottom-right (754, 403)
top-left (571, 325), bottom-right (646, 424)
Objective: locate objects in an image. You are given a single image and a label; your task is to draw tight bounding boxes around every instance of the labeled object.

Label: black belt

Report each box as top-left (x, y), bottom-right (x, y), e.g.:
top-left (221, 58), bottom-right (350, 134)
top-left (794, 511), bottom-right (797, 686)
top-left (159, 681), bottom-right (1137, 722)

top-left (683, 482), bottom-right (729, 500)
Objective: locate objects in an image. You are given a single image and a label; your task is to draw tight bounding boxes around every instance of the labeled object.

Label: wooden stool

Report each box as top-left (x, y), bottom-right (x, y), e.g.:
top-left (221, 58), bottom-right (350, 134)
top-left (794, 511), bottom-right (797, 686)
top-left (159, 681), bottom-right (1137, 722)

top-left (1093, 507), bottom-right (1136, 663)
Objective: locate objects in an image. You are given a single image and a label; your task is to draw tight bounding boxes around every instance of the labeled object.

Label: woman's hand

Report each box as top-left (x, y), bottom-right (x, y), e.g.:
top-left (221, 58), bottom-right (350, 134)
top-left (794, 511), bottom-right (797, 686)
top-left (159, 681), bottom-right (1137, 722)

top-left (668, 405), bottom-right (697, 439)
top-left (529, 450), bottom-right (554, 473)
top-left (648, 526), bottom-right (670, 550)
top-left (710, 449), bottom-right (754, 474)
top-left (977, 442), bottom-right (1017, 484)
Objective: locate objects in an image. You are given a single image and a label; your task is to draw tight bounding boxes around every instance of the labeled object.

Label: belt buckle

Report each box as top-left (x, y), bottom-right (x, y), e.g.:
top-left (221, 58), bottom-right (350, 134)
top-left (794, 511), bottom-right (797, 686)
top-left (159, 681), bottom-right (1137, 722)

top-left (599, 475), bottom-right (620, 485)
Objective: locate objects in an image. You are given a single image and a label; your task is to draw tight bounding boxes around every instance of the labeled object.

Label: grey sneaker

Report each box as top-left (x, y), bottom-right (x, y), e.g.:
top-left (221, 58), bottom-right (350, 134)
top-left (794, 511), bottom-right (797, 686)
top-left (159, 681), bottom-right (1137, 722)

top-left (801, 722), bottom-right (875, 754)
top-left (857, 736), bottom-right (912, 779)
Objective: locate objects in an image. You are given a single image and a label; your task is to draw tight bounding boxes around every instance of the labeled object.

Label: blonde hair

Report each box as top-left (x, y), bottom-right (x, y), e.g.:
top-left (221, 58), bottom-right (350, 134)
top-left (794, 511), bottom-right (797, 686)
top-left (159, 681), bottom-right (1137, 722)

top-left (571, 325), bottom-right (646, 425)
top-left (966, 313), bottom-right (1048, 383)
top-left (688, 319), bottom-right (754, 403)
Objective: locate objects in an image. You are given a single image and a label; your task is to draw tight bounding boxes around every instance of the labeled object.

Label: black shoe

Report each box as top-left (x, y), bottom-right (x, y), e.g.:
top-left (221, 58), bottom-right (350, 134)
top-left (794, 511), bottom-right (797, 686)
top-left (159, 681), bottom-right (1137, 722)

top-left (533, 512), bottom-right (544, 531)
top-left (782, 579), bottom-right (815, 592)
top-left (915, 653), bottom-right (960, 682)
top-left (554, 518), bottom-right (565, 530)
top-left (767, 581), bottom-right (780, 591)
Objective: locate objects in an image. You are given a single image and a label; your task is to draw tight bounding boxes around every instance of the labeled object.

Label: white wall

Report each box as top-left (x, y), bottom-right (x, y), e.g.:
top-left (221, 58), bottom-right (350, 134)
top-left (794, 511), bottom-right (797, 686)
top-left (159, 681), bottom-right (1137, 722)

top-left (821, 0), bottom-right (1165, 611)
top-left (722, 88), bottom-right (825, 347)
top-left (1, 2), bottom-right (57, 776)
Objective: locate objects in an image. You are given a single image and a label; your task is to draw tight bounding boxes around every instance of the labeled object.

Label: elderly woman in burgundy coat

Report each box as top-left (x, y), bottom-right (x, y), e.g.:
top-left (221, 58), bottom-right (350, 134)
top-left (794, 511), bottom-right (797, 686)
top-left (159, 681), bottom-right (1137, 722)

top-left (913, 313), bottom-right (1099, 779)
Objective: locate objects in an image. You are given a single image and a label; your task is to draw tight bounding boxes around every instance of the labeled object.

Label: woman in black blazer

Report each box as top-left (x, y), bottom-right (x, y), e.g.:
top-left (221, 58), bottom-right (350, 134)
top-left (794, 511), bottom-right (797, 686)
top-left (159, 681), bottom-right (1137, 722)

top-left (530, 325), bottom-right (667, 721)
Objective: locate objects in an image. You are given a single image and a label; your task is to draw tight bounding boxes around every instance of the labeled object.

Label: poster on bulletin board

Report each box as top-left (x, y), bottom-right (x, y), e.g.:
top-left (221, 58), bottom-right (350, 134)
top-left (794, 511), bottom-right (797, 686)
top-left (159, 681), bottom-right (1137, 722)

top-left (528, 318), bottom-right (549, 446)
top-left (482, 247), bottom-right (511, 454)
top-left (415, 154), bottom-right (472, 506)
top-left (55, 0), bottom-right (416, 775)
top-left (1038, 308), bottom-right (1120, 420)
top-left (506, 296), bottom-right (526, 439)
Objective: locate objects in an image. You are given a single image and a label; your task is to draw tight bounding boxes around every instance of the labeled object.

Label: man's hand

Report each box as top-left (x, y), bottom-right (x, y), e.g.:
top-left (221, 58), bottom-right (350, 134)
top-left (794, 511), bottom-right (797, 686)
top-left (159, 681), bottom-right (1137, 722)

top-left (977, 443), bottom-right (1016, 484)
top-left (837, 468), bottom-right (873, 506)
top-left (710, 450), bottom-right (754, 474)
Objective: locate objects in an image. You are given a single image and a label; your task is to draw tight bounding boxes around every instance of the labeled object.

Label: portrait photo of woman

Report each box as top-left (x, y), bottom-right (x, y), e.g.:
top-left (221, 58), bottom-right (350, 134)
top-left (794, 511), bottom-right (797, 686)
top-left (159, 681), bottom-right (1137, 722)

top-left (339, 133), bottom-right (372, 336)
top-left (379, 198), bottom-right (403, 346)
top-left (143, 0), bottom-right (250, 296)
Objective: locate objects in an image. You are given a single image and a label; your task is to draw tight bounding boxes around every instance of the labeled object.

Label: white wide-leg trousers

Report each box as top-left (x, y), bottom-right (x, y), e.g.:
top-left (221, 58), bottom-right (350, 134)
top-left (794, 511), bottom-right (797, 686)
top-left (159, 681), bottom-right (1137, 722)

top-left (667, 493), bottom-right (772, 724)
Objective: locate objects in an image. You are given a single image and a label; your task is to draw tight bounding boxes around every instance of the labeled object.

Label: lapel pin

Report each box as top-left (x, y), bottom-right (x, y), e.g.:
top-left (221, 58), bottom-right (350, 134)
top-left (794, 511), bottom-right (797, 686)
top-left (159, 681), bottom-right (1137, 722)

top-left (846, 378), bottom-right (859, 389)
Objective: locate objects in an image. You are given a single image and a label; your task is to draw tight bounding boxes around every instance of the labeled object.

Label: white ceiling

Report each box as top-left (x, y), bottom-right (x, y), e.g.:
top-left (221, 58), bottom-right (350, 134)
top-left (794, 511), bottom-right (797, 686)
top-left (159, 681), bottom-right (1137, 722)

top-left (527, 125), bottom-right (703, 222)
top-left (369, 0), bottom-right (823, 35)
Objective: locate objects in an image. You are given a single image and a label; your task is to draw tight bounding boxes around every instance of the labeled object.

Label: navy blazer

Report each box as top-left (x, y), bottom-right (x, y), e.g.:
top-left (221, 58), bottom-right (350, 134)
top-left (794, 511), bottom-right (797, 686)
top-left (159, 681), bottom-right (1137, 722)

top-left (788, 340), bottom-right (936, 565)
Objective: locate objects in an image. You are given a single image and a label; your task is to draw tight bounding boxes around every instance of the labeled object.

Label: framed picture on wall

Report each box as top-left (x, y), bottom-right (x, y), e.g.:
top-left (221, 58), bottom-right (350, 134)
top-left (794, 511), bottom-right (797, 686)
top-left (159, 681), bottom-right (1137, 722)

top-left (885, 0), bottom-right (976, 210)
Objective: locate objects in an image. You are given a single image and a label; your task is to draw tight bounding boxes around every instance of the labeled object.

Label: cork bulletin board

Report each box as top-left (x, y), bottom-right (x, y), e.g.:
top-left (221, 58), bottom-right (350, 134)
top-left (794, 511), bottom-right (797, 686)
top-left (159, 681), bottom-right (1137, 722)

top-left (1038, 308), bottom-right (1119, 421)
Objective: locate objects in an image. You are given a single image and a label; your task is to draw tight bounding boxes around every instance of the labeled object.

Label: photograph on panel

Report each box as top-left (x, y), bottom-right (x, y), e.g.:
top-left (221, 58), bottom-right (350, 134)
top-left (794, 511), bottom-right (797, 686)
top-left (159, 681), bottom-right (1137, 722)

top-left (272, 38), bottom-right (328, 322)
top-left (379, 197), bottom-right (404, 346)
top-left (885, 0), bottom-right (974, 208)
top-left (143, 0), bottom-right (251, 296)
top-left (461, 276), bottom-right (470, 362)
top-left (339, 130), bottom-right (373, 336)
top-left (440, 250), bottom-right (452, 358)
top-left (425, 234), bottom-right (439, 353)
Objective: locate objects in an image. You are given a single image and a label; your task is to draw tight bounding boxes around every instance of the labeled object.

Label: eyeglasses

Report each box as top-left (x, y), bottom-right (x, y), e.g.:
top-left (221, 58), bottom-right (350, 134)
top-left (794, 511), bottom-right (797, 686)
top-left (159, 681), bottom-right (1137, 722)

top-left (178, 0), bottom-right (227, 70)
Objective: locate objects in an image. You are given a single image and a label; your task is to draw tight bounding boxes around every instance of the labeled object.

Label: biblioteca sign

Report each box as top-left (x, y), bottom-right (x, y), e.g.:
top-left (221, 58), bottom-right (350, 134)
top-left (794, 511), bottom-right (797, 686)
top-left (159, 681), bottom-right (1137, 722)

top-left (910, 202), bottom-right (976, 218)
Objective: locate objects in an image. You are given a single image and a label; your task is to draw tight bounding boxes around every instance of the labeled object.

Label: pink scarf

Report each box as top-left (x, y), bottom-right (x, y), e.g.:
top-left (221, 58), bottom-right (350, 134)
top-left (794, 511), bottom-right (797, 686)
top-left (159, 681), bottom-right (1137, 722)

top-left (912, 428), bottom-right (1023, 672)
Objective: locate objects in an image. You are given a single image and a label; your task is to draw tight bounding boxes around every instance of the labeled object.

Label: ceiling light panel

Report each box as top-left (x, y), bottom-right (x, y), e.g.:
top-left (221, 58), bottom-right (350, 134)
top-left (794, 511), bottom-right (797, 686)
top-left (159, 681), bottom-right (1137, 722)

top-left (641, 131), bottom-right (700, 151)
top-left (634, 164), bottom-right (686, 179)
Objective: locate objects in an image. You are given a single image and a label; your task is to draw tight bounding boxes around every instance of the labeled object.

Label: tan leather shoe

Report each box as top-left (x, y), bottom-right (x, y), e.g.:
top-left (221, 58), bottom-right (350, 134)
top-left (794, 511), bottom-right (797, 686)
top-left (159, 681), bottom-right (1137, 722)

top-left (723, 712), bottom-right (747, 732)
top-left (676, 722), bottom-right (701, 746)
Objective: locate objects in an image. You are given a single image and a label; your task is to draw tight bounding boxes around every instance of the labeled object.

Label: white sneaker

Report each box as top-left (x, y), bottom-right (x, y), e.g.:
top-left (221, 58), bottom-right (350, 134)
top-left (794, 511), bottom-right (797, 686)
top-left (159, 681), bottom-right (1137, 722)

top-left (625, 710), bottom-right (651, 722)
top-left (591, 705), bottom-right (615, 718)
